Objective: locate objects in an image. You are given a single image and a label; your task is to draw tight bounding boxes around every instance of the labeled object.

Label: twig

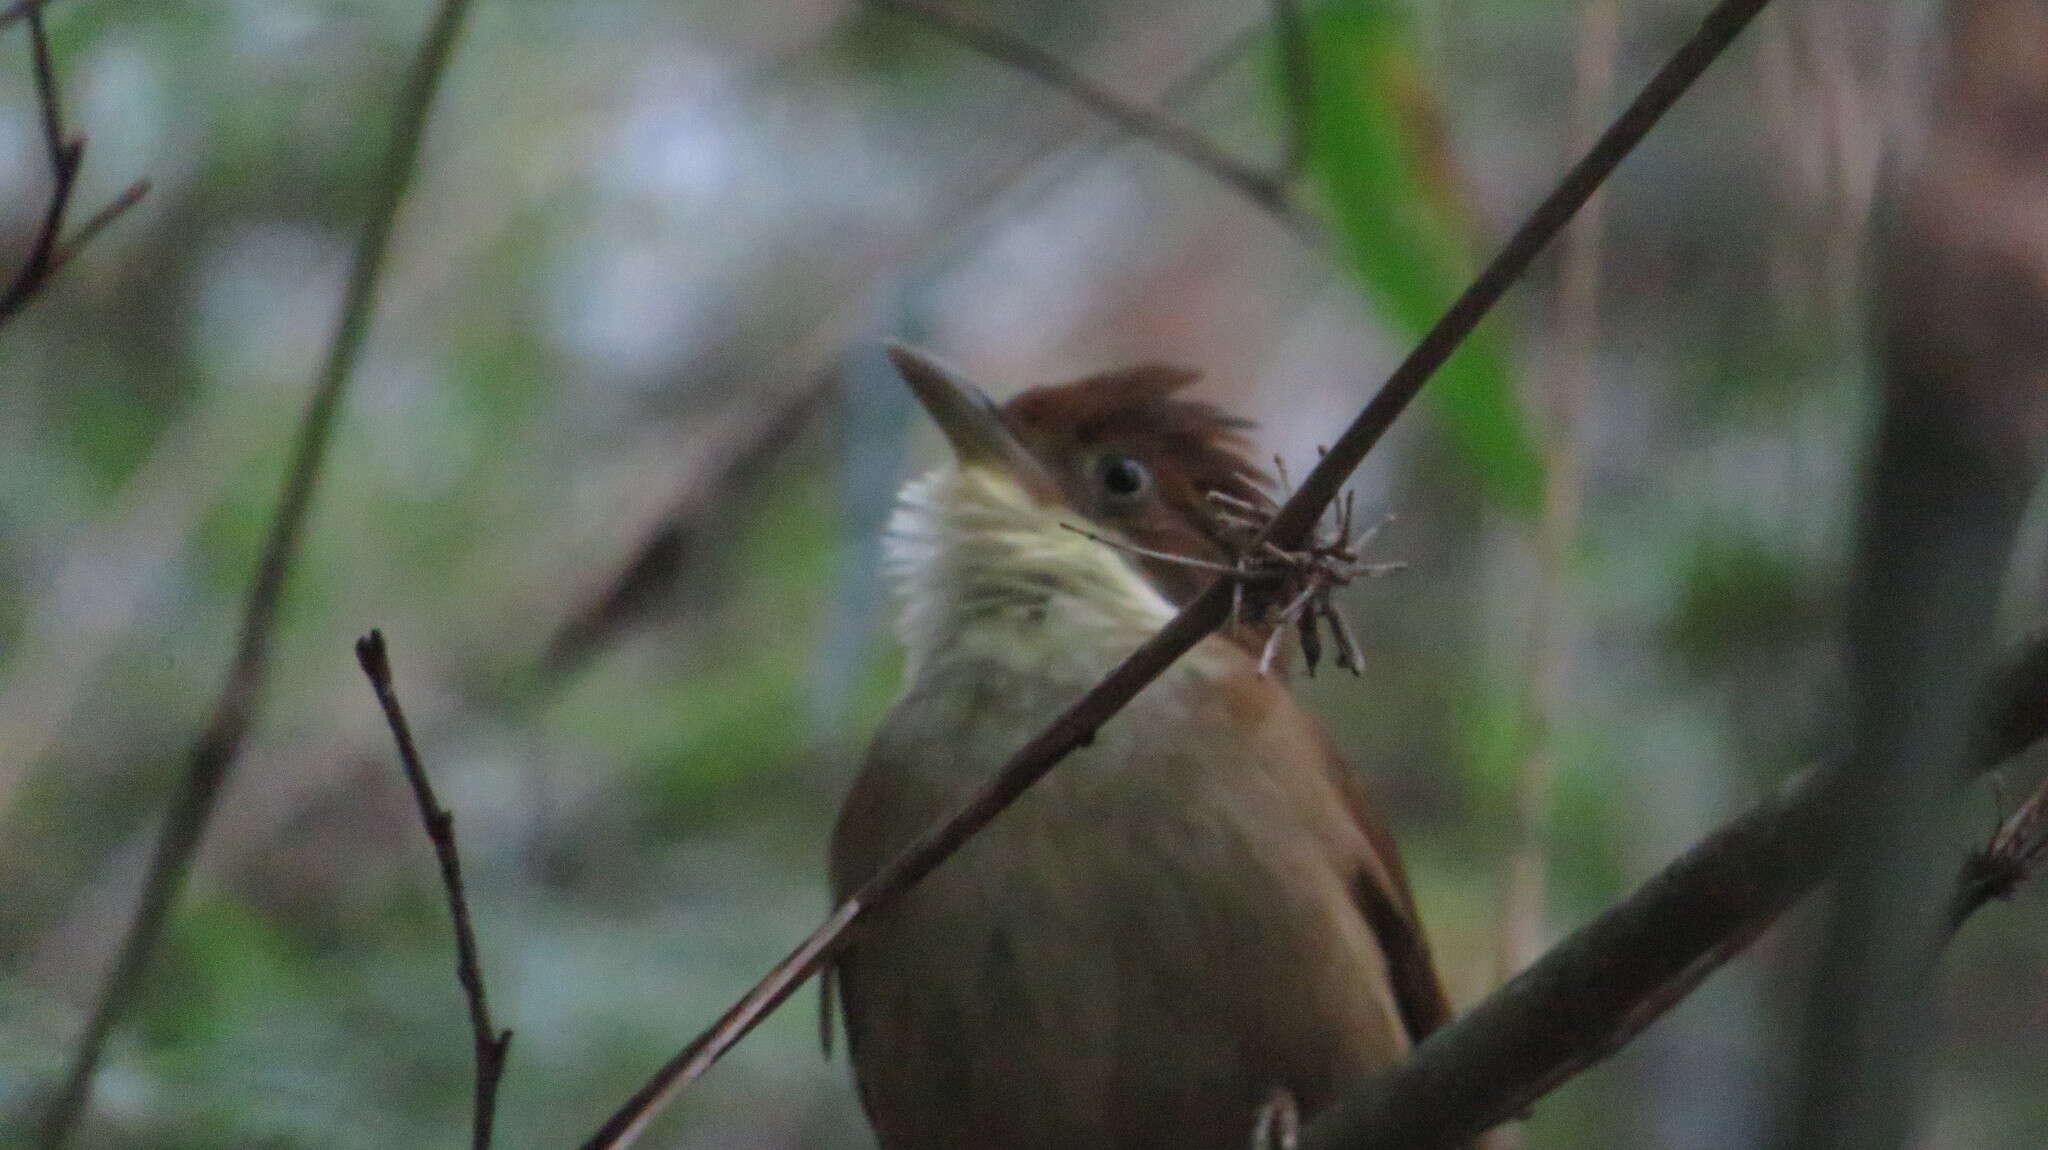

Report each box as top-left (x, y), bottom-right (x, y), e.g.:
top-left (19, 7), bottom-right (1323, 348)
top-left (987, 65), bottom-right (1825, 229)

top-left (355, 631), bottom-right (512, 1150)
top-left (866, 0), bottom-right (1317, 237)
top-left (574, 2), bottom-right (1767, 1145)
top-left (0, 9), bottom-right (147, 327)
top-left (1058, 522), bottom-right (1241, 576)
top-left (1948, 769), bottom-right (2048, 936)
top-left (43, 178), bottom-right (151, 272)
top-left (1294, 625), bottom-right (2048, 1150)
top-left (1068, 491), bottom-right (1400, 680)
top-left (536, 369), bottom-right (834, 685)
top-left (34, 1), bottom-right (479, 1144)
top-left (1196, 467), bottom-right (1401, 679)
top-left (0, 0), bottom-right (55, 30)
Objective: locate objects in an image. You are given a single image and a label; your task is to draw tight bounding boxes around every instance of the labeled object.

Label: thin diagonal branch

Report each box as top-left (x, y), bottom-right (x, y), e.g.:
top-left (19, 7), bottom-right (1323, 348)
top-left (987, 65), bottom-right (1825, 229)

top-left (537, 369), bottom-right (834, 685)
top-left (34, 0), bottom-right (480, 1144)
top-left (43, 178), bottom-right (150, 273)
top-left (575, 2), bottom-right (1770, 1146)
top-left (1261, 0), bottom-right (1769, 548)
top-left (0, 9), bottom-right (146, 326)
top-left (867, 0), bottom-right (1316, 236)
top-left (356, 631), bottom-right (512, 1150)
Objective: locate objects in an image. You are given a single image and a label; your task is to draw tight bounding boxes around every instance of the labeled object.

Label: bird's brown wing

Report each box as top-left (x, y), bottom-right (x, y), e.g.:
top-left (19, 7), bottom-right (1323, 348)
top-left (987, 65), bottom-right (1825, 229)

top-left (1315, 728), bottom-right (1455, 1043)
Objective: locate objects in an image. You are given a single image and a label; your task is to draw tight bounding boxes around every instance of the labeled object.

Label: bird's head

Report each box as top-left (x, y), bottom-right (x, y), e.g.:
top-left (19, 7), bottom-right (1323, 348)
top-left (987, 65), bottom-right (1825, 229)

top-left (882, 343), bottom-right (1268, 678)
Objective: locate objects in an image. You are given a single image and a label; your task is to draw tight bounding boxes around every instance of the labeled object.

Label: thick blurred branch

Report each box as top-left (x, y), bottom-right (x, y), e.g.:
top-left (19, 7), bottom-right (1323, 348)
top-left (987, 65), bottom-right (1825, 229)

top-left (0, 8), bottom-right (147, 327)
top-left (34, 0), bottom-right (479, 1144)
top-left (1296, 626), bottom-right (2048, 1150)
top-left (577, 2), bottom-right (1770, 1145)
top-left (356, 631), bottom-right (512, 1150)
top-left (867, 0), bottom-right (1318, 236)
top-left (1785, 3), bottom-right (2048, 1143)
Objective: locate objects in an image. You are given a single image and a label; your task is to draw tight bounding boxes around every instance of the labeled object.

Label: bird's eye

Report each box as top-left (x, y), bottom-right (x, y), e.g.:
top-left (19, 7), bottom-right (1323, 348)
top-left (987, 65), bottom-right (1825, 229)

top-left (1095, 454), bottom-right (1151, 500)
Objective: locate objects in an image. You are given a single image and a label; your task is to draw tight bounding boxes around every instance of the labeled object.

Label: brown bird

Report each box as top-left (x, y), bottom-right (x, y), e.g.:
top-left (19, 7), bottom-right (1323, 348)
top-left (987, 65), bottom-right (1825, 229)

top-left (827, 345), bottom-right (1451, 1150)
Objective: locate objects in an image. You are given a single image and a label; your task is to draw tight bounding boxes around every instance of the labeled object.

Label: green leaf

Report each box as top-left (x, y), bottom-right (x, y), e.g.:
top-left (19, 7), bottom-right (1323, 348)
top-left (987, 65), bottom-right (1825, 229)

top-left (1296, 0), bottom-right (1544, 513)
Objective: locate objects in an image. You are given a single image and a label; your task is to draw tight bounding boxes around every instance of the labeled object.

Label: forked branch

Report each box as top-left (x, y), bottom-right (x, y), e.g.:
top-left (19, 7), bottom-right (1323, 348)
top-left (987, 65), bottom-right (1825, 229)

top-left (0, 7), bottom-right (148, 327)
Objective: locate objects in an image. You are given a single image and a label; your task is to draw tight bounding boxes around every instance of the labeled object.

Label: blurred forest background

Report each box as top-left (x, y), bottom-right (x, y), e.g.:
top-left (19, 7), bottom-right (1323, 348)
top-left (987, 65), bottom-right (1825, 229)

top-left (2, 0), bottom-right (2045, 1146)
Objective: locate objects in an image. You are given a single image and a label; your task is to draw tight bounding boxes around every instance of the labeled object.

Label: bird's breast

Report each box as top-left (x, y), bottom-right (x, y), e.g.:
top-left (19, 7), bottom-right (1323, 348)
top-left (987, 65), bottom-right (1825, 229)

top-left (828, 649), bottom-right (1409, 1149)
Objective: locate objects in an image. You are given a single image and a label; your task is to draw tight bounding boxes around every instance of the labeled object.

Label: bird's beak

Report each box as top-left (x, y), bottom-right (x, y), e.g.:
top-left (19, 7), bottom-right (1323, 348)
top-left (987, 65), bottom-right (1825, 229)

top-left (887, 342), bottom-right (1055, 492)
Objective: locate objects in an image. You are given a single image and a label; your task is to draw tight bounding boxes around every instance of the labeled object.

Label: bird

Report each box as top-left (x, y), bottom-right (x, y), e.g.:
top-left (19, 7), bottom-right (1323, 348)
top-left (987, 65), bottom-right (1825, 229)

top-left (826, 344), bottom-right (1452, 1150)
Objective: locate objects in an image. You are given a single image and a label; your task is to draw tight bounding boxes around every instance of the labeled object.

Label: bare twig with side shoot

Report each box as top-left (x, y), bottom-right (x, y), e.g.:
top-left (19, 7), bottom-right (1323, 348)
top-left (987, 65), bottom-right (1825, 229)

top-left (356, 630), bottom-right (512, 1150)
top-left (0, 9), bottom-right (148, 326)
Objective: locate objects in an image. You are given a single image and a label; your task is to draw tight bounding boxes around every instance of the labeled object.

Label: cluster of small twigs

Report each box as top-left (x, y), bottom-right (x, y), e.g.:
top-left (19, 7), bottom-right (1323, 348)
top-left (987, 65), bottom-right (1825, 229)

top-left (1949, 769), bottom-right (2048, 937)
top-left (1069, 460), bottom-right (1402, 678)
top-left (1214, 458), bottom-right (1402, 677)
top-left (0, 1), bottom-right (148, 327)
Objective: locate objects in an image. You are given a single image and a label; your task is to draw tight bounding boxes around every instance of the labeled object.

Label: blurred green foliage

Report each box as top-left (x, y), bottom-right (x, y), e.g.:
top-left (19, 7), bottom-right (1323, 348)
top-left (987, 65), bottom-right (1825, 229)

top-left (1300, 0), bottom-right (1544, 514)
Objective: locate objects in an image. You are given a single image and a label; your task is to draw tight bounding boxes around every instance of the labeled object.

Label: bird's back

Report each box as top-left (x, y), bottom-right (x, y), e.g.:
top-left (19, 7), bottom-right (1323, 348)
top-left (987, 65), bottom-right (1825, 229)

top-left (828, 639), bottom-right (1420, 1150)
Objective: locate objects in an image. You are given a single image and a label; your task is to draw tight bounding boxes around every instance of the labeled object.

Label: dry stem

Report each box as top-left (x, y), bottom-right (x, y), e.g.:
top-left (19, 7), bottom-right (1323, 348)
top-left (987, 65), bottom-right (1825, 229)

top-left (356, 631), bottom-right (512, 1150)
top-left (867, 0), bottom-right (1318, 238)
top-left (0, 8), bottom-right (148, 326)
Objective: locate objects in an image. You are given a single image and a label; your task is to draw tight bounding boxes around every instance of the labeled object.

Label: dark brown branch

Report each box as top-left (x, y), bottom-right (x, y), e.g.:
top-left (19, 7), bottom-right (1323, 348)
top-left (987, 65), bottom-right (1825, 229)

top-left (34, 1), bottom-right (479, 1144)
top-left (866, 0), bottom-right (1315, 235)
top-left (0, 9), bottom-right (145, 327)
top-left (356, 631), bottom-right (512, 1150)
top-left (575, 2), bottom-right (1768, 1145)
top-left (1295, 625), bottom-right (2048, 1150)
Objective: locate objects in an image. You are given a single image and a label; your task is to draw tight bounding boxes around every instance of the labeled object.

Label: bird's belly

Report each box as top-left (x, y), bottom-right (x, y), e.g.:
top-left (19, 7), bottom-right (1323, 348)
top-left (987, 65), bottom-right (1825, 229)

top-left (837, 751), bottom-right (1409, 1150)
